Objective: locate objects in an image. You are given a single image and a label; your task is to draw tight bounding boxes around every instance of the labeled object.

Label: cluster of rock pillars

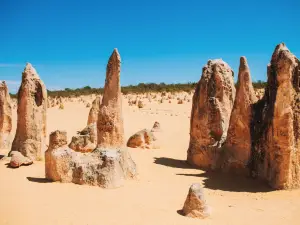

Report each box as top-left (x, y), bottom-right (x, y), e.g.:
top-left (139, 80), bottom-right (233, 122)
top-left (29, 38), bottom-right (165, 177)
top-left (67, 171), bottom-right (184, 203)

top-left (0, 43), bottom-right (299, 219)
top-left (188, 43), bottom-right (300, 190)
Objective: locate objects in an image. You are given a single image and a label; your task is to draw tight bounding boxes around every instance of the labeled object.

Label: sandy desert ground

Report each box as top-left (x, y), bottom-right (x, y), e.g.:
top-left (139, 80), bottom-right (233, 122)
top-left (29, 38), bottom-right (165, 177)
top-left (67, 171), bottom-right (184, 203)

top-left (0, 95), bottom-right (300, 225)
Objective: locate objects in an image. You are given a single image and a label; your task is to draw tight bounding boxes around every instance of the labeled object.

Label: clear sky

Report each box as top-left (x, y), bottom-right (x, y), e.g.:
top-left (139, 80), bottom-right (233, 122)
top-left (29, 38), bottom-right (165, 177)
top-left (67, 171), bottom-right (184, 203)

top-left (0, 0), bottom-right (299, 93)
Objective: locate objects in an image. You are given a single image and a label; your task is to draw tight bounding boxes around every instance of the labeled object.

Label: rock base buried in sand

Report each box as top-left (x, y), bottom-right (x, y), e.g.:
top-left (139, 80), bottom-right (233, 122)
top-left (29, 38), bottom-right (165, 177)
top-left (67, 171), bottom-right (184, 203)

top-left (182, 183), bottom-right (211, 219)
top-left (69, 123), bottom-right (97, 153)
top-left (186, 43), bottom-right (300, 190)
top-left (45, 130), bottom-right (137, 188)
top-left (9, 151), bottom-right (33, 168)
top-left (45, 49), bottom-right (137, 189)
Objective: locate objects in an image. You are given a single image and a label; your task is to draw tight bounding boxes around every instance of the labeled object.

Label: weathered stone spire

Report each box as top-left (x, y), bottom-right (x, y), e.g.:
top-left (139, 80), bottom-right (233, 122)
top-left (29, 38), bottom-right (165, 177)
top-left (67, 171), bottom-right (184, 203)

top-left (187, 59), bottom-right (236, 169)
top-left (97, 49), bottom-right (124, 148)
top-left (223, 56), bottom-right (257, 173)
top-left (10, 63), bottom-right (47, 160)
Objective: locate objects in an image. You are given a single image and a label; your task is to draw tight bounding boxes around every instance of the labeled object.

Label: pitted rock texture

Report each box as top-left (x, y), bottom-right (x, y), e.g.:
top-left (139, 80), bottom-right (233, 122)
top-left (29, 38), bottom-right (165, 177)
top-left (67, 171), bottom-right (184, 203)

top-left (10, 63), bottom-right (47, 160)
top-left (97, 49), bottom-right (124, 148)
top-left (187, 59), bottom-right (236, 169)
top-left (10, 151), bottom-right (33, 168)
top-left (251, 43), bottom-right (300, 189)
top-left (87, 96), bottom-right (102, 125)
top-left (222, 57), bottom-right (257, 173)
top-left (69, 123), bottom-right (97, 153)
top-left (127, 129), bottom-right (159, 149)
top-left (45, 130), bottom-right (137, 188)
top-left (187, 43), bottom-right (300, 190)
top-left (45, 49), bottom-right (137, 188)
top-left (0, 81), bottom-right (12, 149)
top-left (182, 183), bottom-right (211, 219)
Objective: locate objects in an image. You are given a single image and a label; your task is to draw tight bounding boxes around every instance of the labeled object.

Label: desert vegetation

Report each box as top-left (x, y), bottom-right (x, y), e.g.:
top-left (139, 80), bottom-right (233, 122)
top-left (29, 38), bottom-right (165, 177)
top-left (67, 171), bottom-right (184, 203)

top-left (9, 81), bottom-right (267, 99)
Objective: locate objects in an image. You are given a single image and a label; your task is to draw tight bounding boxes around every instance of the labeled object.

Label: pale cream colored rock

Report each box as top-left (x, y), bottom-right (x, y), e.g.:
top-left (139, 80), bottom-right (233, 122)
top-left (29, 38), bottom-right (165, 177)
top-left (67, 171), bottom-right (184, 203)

top-left (10, 151), bottom-right (33, 168)
top-left (45, 130), bottom-right (137, 188)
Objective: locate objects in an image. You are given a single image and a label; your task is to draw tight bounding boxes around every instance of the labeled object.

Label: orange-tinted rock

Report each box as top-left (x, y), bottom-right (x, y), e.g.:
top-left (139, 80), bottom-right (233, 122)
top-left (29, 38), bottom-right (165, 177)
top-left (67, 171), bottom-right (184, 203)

top-left (251, 43), bottom-right (300, 189)
top-left (45, 49), bottom-right (137, 188)
top-left (97, 49), bottom-right (124, 148)
top-left (10, 63), bottom-right (47, 160)
top-left (187, 59), bottom-right (236, 169)
top-left (69, 123), bottom-right (97, 153)
top-left (182, 183), bottom-right (211, 219)
top-left (187, 44), bottom-right (300, 190)
top-left (0, 81), bottom-right (12, 149)
top-left (222, 57), bottom-right (257, 173)
top-left (87, 96), bottom-right (102, 125)
top-left (45, 130), bottom-right (72, 181)
top-left (127, 129), bottom-right (159, 149)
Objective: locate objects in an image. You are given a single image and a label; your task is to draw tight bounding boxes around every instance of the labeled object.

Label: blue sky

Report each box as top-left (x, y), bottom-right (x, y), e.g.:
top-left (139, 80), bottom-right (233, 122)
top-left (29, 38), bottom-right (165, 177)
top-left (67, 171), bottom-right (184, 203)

top-left (0, 0), bottom-right (299, 93)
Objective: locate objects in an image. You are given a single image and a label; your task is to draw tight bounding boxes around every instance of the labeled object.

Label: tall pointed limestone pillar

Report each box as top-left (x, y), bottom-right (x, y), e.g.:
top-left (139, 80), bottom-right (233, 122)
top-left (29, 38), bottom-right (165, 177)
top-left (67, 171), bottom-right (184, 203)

top-left (10, 63), bottom-right (47, 160)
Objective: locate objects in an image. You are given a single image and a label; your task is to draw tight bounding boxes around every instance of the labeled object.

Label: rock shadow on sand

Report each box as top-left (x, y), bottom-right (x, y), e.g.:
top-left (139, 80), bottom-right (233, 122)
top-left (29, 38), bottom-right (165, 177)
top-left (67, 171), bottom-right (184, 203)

top-left (177, 171), bottom-right (273, 193)
top-left (27, 177), bottom-right (52, 183)
top-left (154, 157), bottom-right (192, 169)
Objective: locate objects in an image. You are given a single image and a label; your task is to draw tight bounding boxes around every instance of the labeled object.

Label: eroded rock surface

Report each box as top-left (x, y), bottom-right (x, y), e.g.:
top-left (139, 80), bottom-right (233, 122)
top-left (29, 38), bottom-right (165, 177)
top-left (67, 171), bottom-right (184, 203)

top-left (187, 59), bottom-right (236, 169)
top-left (45, 130), bottom-right (137, 188)
top-left (182, 183), bottom-right (211, 219)
top-left (45, 49), bottom-right (137, 188)
top-left (10, 63), bottom-right (47, 160)
top-left (10, 151), bottom-right (33, 168)
top-left (127, 129), bottom-right (159, 149)
top-left (251, 43), bottom-right (300, 189)
top-left (0, 81), bottom-right (12, 149)
top-left (87, 96), bottom-right (102, 125)
top-left (97, 49), bottom-right (124, 148)
top-left (222, 57), bottom-right (257, 173)
top-left (187, 43), bottom-right (300, 190)
top-left (69, 123), bottom-right (97, 153)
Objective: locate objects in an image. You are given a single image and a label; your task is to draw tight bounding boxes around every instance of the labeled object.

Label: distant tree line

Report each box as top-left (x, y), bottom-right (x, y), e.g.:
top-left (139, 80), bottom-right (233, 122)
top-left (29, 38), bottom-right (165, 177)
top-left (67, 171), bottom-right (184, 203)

top-left (9, 81), bottom-right (267, 99)
top-left (252, 80), bottom-right (267, 89)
